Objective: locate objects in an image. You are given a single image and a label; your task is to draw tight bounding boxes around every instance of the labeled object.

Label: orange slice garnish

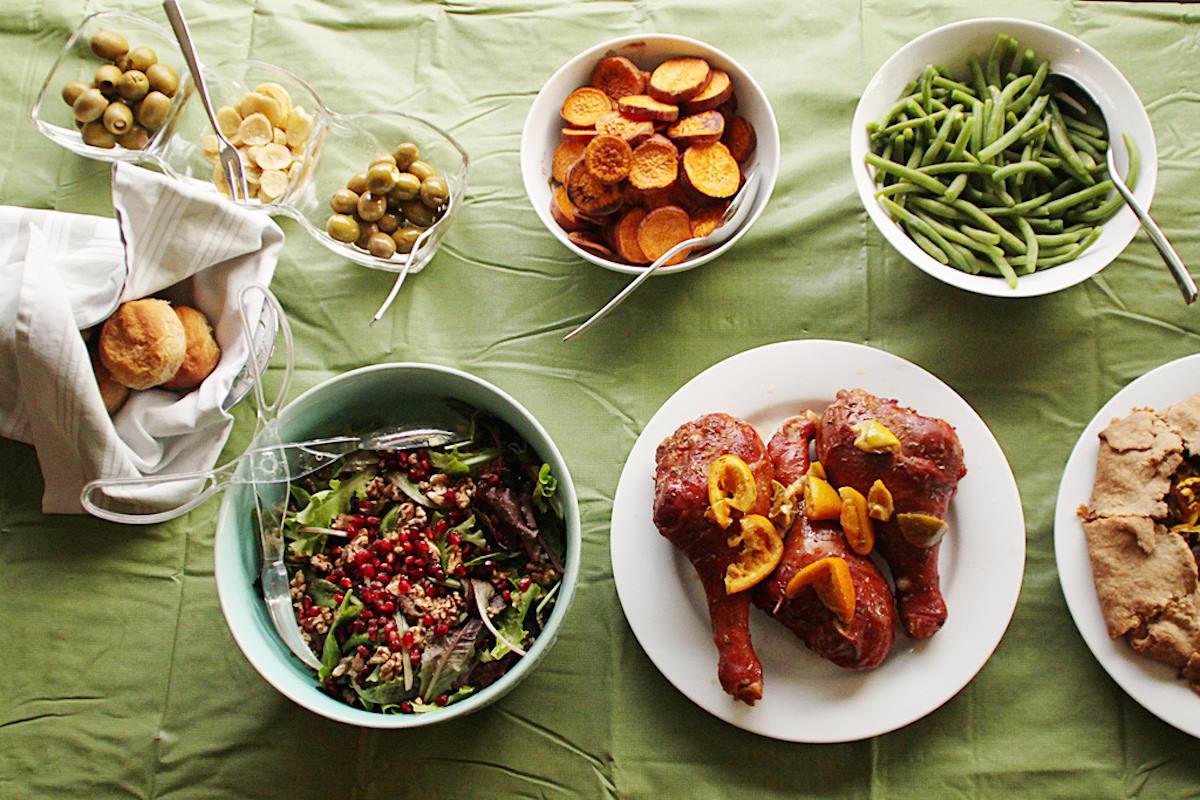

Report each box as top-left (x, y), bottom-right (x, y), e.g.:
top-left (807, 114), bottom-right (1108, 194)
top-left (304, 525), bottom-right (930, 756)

top-left (707, 454), bottom-right (756, 529)
top-left (783, 556), bottom-right (856, 623)
top-left (724, 514), bottom-right (783, 594)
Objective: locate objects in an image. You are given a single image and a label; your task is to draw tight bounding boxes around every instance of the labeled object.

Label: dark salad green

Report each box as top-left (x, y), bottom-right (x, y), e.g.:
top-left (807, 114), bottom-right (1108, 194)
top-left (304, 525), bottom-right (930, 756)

top-left (280, 412), bottom-right (565, 714)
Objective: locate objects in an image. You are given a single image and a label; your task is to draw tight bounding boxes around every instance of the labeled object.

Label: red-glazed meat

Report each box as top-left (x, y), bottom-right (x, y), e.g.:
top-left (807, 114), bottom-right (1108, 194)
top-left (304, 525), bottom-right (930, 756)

top-left (753, 415), bottom-right (896, 670)
top-left (816, 389), bottom-right (966, 639)
top-left (653, 413), bottom-right (773, 704)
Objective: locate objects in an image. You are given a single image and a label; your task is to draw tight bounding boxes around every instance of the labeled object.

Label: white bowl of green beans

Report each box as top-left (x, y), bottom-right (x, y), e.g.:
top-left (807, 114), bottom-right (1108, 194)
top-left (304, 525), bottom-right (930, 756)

top-left (851, 18), bottom-right (1156, 297)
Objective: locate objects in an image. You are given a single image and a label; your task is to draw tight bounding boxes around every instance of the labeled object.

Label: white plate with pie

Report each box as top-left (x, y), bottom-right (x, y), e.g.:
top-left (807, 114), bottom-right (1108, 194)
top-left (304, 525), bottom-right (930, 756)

top-left (1054, 352), bottom-right (1200, 739)
top-left (610, 339), bottom-right (1025, 742)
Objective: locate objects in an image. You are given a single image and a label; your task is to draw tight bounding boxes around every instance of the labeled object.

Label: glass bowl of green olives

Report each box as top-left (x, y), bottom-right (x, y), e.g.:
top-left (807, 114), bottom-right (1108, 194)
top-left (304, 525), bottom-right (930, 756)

top-left (31, 11), bottom-right (186, 160)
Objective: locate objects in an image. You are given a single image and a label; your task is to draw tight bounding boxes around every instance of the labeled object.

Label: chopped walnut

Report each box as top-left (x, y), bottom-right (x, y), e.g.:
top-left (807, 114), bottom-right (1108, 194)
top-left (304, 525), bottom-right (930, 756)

top-left (309, 553), bottom-right (333, 573)
top-left (311, 607), bottom-right (333, 635)
top-left (289, 571), bottom-right (306, 601)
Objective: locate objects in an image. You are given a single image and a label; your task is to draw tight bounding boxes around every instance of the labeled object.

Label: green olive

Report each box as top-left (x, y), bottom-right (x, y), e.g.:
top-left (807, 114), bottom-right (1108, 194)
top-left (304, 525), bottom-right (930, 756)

top-left (391, 142), bottom-right (419, 170)
top-left (369, 154), bottom-right (397, 168)
top-left (329, 188), bottom-right (359, 214)
top-left (117, 124), bottom-right (150, 150)
top-left (94, 64), bottom-right (123, 96)
top-left (355, 221), bottom-right (380, 250)
top-left (73, 88), bottom-right (109, 123)
top-left (145, 63), bottom-right (179, 97)
top-left (346, 172), bottom-right (368, 194)
top-left (407, 160), bottom-right (437, 182)
top-left (419, 175), bottom-right (449, 209)
top-left (366, 163), bottom-right (400, 195)
top-left (387, 172), bottom-right (421, 203)
top-left (391, 226), bottom-right (422, 254)
top-left (356, 193), bottom-right (387, 222)
top-left (102, 101), bottom-right (133, 135)
top-left (377, 212), bottom-right (400, 234)
top-left (81, 120), bottom-right (116, 149)
top-left (399, 199), bottom-right (436, 228)
top-left (116, 70), bottom-right (149, 102)
top-left (126, 47), bottom-right (157, 73)
top-left (368, 232), bottom-right (397, 259)
top-left (326, 214), bottom-right (360, 243)
top-left (136, 91), bottom-right (171, 130)
top-left (89, 29), bottom-right (129, 62)
top-left (62, 80), bottom-right (89, 107)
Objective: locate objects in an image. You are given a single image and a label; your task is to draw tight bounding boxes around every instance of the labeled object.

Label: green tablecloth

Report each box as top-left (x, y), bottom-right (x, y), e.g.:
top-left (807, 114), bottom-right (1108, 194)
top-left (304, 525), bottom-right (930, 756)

top-left (3, 1), bottom-right (1200, 797)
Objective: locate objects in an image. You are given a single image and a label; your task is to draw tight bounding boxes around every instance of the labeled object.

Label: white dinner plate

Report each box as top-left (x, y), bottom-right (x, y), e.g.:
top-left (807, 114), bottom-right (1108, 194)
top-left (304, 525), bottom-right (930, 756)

top-left (611, 340), bottom-right (1025, 742)
top-left (1054, 353), bottom-right (1200, 739)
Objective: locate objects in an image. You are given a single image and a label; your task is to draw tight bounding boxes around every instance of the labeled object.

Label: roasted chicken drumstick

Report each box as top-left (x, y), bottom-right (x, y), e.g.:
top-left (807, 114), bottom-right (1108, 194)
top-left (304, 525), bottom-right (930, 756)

top-left (653, 413), bottom-right (773, 704)
top-left (816, 389), bottom-right (966, 639)
top-left (753, 414), bottom-right (895, 669)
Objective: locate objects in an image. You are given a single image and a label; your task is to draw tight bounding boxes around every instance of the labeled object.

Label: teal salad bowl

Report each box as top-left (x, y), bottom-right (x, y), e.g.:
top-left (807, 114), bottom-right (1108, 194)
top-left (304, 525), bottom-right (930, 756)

top-left (214, 363), bottom-right (580, 728)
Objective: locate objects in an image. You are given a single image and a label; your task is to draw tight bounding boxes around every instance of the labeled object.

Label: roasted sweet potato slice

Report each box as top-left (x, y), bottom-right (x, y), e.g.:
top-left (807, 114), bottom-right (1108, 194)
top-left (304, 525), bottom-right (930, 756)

top-left (723, 115), bottom-right (757, 163)
top-left (561, 87), bottom-right (614, 127)
top-left (552, 137), bottom-right (588, 184)
top-left (629, 134), bottom-right (679, 190)
top-left (583, 134), bottom-right (633, 184)
top-left (561, 127), bottom-right (598, 141)
top-left (685, 70), bottom-right (733, 113)
top-left (596, 112), bottom-right (654, 147)
top-left (591, 56), bottom-right (646, 100)
top-left (667, 110), bottom-right (725, 147)
top-left (568, 230), bottom-right (615, 258)
top-left (690, 202), bottom-right (728, 238)
top-left (637, 205), bottom-right (693, 266)
top-left (551, 185), bottom-right (586, 233)
top-left (682, 141), bottom-right (740, 200)
top-left (565, 158), bottom-right (623, 216)
top-left (616, 94), bottom-right (679, 123)
top-left (614, 207), bottom-right (650, 264)
top-left (648, 57), bottom-right (713, 103)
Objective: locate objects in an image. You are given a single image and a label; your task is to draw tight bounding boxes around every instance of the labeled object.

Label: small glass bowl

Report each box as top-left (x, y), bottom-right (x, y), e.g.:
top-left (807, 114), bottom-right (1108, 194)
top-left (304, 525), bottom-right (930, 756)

top-left (31, 10), bottom-right (189, 162)
top-left (33, 14), bottom-right (468, 276)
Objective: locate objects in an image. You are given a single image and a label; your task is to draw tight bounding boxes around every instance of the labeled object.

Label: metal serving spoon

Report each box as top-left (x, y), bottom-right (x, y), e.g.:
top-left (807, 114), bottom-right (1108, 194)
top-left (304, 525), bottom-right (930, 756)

top-left (370, 189), bottom-right (455, 324)
top-left (563, 167), bottom-right (763, 342)
top-left (1052, 74), bottom-right (1196, 304)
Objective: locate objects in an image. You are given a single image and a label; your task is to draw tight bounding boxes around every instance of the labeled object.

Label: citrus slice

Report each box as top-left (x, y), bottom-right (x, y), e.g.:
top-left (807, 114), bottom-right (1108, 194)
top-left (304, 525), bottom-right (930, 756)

top-left (783, 556), bottom-right (856, 623)
top-left (838, 486), bottom-right (874, 555)
top-left (707, 454), bottom-right (756, 529)
top-left (867, 479), bottom-right (894, 521)
top-left (896, 512), bottom-right (949, 548)
top-left (724, 514), bottom-right (783, 594)
top-left (852, 419), bottom-right (902, 454)
top-left (802, 472), bottom-right (842, 520)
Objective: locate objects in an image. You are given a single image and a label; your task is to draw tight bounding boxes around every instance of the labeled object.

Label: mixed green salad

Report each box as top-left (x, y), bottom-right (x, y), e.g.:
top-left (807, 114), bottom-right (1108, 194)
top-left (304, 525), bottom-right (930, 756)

top-left (279, 411), bottom-right (565, 714)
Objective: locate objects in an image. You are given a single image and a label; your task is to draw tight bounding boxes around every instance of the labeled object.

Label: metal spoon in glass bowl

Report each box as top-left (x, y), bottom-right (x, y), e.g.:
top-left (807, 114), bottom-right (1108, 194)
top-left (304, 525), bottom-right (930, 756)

top-left (1052, 74), bottom-right (1196, 304)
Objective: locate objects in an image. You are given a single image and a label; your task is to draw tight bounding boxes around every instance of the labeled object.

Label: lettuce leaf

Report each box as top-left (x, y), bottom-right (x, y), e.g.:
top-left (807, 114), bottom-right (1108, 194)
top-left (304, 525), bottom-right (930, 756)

top-left (390, 473), bottom-right (431, 507)
top-left (430, 444), bottom-right (501, 477)
top-left (318, 591), bottom-right (363, 682)
top-left (285, 470), bottom-right (375, 555)
top-left (533, 462), bottom-right (558, 513)
top-left (305, 578), bottom-right (340, 608)
top-left (482, 584), bottom-right (541, 662)
top-left (417, 619), bottom-right (482, 703)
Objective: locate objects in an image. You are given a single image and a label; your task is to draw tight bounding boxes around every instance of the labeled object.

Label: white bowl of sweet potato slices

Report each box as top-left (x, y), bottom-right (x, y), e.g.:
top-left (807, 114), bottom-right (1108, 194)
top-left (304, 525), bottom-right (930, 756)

top-left (521, 34), bottom-right (779, 275)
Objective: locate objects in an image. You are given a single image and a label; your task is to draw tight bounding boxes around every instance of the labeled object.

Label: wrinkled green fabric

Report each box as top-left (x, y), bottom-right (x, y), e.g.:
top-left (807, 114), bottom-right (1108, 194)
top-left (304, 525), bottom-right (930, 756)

top-left (3, 0), bottom-right (1200, 797)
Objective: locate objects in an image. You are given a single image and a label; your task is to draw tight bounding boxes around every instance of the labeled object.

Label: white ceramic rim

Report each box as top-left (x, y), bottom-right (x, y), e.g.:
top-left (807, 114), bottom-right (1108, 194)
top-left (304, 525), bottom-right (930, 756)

top-left (519, 33), bottom-right (780, 276)
top-left (214, 362), bottom-right (581, 728)
top-left (850, 17), bottom-right (1157, 298)
top-left (611, 339), bottom-right (1026, 742)
top-left (1053, 353), bottom-right (1200, 739)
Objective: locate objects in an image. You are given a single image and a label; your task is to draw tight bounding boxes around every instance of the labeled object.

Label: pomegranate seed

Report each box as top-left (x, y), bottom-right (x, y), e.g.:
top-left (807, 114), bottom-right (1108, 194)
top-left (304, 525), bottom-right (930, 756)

top-left (360, 564), bottom-right (377, 579)
top-left (400, 701), bottom-right (413, 713)
top-left (333, 593), bottom-right (344, 604)
top-left (409, 650), bottom-right (421, 664)
top-left (368, 629), bottom-right (378, 641)
top-left (373, 539), bottom-right (391, 554)
top-left (448, 532), bottom-right (461, 546)
top-left (379, 601), bottom-right (396, 614)
top-left (339, 577), bottom-right (353, 589)
top-left (403, 541), bottom-right (415, 553)
top-left (309, 606), bottom-right (322, 617)
top-left (416, 541), bottom-right (430, 555)
top-left (518, 577), bottom-right (532, 591)
top-left (355, 551), bottom-right (372, 565)
top-left (402, 631), bottom-right (415, 649)
top-left (352, 619), bottom-right (366, 633)
top-left (435, 694), bottom-right (449, 707)
top-left (414, 558), bottom-right (426, 567)
top-left (397, 579), bottom-right (412, 593)
top-left (398, 531), bottom-right (411, 543)
top-left (360, 609), bottom-right (374, 620)
top-left (330, 546), bottom-right (343, 558)
top-left (387, 632), bottom-right (400, 646)
top-left (385, 552), bottom-right (395, 565)
top-left (502, 590), bottom-right (511, 601)
top-left (384, 620), bottom-right (396, 632)
top-left (404, 555), bottom-right (415, 566)
top-left (435, 623), bottom-right (449, 636)
top-left (366, 516), bottom-right (380, 526)
top-left (444, 490), bottom-right (457, 505)
top-left (422, 614), bottom-right (434, 626)
top-left (356, 645), bottom-right (370, 658)
top-left (453, 565), bottom-right (466, 577)
top-left (434, 520), bottom-right (448, 534)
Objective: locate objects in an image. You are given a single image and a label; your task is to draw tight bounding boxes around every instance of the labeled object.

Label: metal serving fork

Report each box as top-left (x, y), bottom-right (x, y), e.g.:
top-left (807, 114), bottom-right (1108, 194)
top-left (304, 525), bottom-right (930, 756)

top-left (163, 0), bottom-right (248, 201)
top-left (370, 189), bottom-right (455, 324)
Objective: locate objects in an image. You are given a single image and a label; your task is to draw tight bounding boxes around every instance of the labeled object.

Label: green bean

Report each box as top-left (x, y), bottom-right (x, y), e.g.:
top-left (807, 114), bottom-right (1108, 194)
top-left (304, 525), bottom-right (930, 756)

top-left (1073, 133), bottom-right (1141, 222)
top-left (906, 141), bottom-right (925, 169)
top-left (985, 35), bottom-right (1007, 87)
top-left (951, 198), bottom-right (1027, 253)
top-left (977, 94), bottom-right (1050, 162)
top-left (971, 100), bottom-right (985, 155)
top-left (943, 173), bottom-right (969, 202)
top-left (865, 153), bottom-right (948, 194)
top-left (908, 195), bottom-right (964, 220)
top-left (872, 109), bottom-right (948, 140)
top-left (875, 182), bottom-right (922, 198)
top-left (969, 54), bottom-right (988, 97)
top-left (1010, 61), bottom-right (1048, 114)
top-left (880, 197), bottom-right (969, 271)
top-left (989, 75), bottom-right (1032, 145)
top-left (950, 89), bottom-right (982, 108)
top-left (933, 75), bottom-right (973, 94)
top-left (1048, 102), bottom-right (1095, 185)
top-left (919, 65), bottom-right (936, 112)
top-left (947, 117), bottom-right (975, 162)
top-left (979, 191), bottom-right (1053, 217)
top-left (906, 225), bottom-right (951, 264)
top-left (991, 160), bottom-right (1054, 182)
top-left (1031, 228), bottom-right (1102, 266)
top-left (1016, 216), bottom-right (1038, 274)
top-left (921, 106), bottom-right (962, 166)
top-left (1063, 114), bottom-right (1106, 140)
top-left (1017, 48), bottom-right (1035, 75)
top-left (1033, 229), bottom-right (1087, 247)
top-left (1028, 218), bottom-right (1064, 233)
top-left (1019, 117), bottom-right (1051, 144)
top-left (980, 98), bottom-right (995, 148)
top-left (1041, 180), bottom-right (1114, 215)
top-left (1069, 132), bottom-right (1103, 162)
top-left (919, 161), bottom-right (994, 176)
top-left (961, 225), bottom-right (1001, 246)
top-left (914, 211), bottom-right (1004, 257)
top-left (985, 246), bottom-right (1020, 287)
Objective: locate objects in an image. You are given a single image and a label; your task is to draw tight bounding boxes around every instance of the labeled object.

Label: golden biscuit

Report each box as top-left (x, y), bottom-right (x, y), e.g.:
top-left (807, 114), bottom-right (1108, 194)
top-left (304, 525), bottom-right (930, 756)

top-left (162, 306), bottom-right (221, 391)
top-left (99, 298), bottom-right (187, 390)
top-left (91, 349), bottom-right (129, 415)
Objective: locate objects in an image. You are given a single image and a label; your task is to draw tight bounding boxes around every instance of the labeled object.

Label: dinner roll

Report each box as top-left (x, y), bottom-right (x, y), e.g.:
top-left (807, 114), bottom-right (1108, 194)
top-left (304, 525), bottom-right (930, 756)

top-left (98, 298), bottom-right (187, 389)
top-left (161, 305), bottom-right (221, 391)
top-left (91, 349), bottom-right (129, 415)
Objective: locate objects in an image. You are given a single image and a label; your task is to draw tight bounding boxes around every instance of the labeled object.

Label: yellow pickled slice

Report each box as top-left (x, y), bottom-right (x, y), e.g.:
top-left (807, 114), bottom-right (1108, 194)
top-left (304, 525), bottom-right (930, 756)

top-left (852, 419), bottom-right (902, 454)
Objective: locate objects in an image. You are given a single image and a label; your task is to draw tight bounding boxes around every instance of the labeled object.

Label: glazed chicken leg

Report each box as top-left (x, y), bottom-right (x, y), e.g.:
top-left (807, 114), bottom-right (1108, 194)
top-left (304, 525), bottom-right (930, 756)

top-left (816, 389), bottom-right (966, 639)
top-left (653, 413), bottom-right (773, 704)
top-left (753, 415), bottom-right (895, 669)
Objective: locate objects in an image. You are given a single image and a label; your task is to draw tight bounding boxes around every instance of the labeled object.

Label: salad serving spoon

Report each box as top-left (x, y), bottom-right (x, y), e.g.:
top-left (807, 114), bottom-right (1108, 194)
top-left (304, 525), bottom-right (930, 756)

top-left (563, 167), bottom-right (762, 342)
top-left (370, 189), bottom-right (456, 325)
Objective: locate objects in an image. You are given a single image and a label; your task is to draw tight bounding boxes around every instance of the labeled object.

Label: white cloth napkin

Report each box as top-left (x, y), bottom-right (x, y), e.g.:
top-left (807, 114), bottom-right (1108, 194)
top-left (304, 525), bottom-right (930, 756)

top-left (0, 162), bottom-right (285, 514)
